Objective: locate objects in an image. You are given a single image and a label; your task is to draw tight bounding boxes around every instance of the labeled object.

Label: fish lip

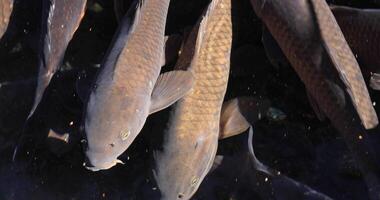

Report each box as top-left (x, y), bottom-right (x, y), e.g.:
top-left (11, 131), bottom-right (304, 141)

top-left (84, 165), bottom-right (102, 172)
top-left (83, 163), bottom-right (113, 172)
top-left (83, 158), bottom-right (124, 172)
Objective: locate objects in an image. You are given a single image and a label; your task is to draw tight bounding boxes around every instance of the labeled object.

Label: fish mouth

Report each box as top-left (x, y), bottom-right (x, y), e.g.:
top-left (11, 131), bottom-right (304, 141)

top-left (84, 165), bottom-right (103, 172)
top-left (83, 157), bottom-right (124, 171)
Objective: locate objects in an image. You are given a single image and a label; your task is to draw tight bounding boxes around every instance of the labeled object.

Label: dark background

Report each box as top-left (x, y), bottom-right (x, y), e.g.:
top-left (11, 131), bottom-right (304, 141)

top-left (0, 0), bottom-right (379, 199)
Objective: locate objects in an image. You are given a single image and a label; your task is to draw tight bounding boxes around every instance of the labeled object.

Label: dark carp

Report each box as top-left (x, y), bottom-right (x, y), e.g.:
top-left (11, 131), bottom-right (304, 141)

top-left (29, 0), bottom-right (87, 118)
top-left (250, 0), bottom-right (380, 198)
top-left (330, 6), bottom-right (380, 90)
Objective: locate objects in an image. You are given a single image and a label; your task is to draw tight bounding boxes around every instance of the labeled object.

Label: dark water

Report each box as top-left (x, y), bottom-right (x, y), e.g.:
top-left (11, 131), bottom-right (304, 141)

top-left (0, 0), bottom-right (379, 199)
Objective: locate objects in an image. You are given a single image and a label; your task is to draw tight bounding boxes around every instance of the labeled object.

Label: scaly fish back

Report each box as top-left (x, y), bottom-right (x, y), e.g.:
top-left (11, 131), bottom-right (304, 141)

top-left (155, 0), bottom-right (233, 198)
top-left (113, 0), bottom-right (170, 95)
top-left (251, 0), bottom-right (377, 130)
top-left (250, 1), bottom-right (380, 197)
top-left (172, 0), bottom-right (232, 148)
top-left (332, 6), bottom-right (380, 72)
top-left (29, 0), bottom-right (86, 118)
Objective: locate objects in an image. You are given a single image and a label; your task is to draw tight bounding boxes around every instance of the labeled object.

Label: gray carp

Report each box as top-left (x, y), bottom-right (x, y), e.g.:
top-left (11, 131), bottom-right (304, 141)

top-left (29, 0), bottom-right (87, 118)
top-left (83, 0), bottom-right (193, 171)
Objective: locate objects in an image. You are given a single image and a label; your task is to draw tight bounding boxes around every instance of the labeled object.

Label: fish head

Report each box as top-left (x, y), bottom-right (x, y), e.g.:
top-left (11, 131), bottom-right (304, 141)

top-left (154, 137), bottom-right (217, 200)
top-left (83, 92), bottom-right (149, 171)
top-left (155, 168), bottom-right (202, 200)
top-left (83, 149), bottom-right (124, 171)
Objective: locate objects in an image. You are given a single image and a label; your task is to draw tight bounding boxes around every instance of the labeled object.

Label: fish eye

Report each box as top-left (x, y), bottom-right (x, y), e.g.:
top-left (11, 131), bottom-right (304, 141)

top-left (109, 143), bottom-right (115, 147)
top-left (120, 130), bottom-right (131, 141)
top-left (177, 193), bottom-right (184, 199)
top-left (191, 176), bottom-right (199, 186)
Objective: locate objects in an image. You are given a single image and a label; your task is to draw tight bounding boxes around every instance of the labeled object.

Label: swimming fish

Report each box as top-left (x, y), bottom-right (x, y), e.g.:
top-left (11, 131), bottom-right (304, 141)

top-left (252, 0), bottom-right (378, 129)
top-left (0, 0), bottom-right (13, 40)
top-left (29, 0), bottom-right (87, 118)
top-left (153, 0), bottom-right (233, 199)
top-left (209, 126), bottom-right (334, 200)
top-left (183, 96), bottom-right (269, 200)
top-left (83, 0), bottom-right (194, 171)
top-left (250, 0), bottom-right (380, 198)
top-left (264, 5), bottom-right (380, 88)
top-left (198, 97), bottom-right (328, 200)
top-left (330, 6), bottom-right (380, 90)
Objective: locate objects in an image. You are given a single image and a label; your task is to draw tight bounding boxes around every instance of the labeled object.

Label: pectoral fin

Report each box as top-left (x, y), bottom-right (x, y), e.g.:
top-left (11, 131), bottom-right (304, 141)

top-left (219, 98), bottom-right (250, 139)
top-left (219, 97), bottom-right (271, 139)
top-left (149, 70), bottom-right (194, 114)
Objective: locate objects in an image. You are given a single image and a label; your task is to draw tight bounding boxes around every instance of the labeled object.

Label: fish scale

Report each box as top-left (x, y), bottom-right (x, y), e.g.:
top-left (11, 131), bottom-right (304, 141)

top-left (154, 0), bottom-right (232, 199)
top-left (250, 0), bottom-right (380, 198)
top-left (0, 0), bottom-right (12, 39)
top-left (310, 0), bottom-right (378, 129)
top-left (251, 0), bottom-right (370, 139)
top-left (332, 6), bottom-right (380, 72)
top-left (114, 0), bottom-right (170, 95)
top-left (28, 0), bottom-right (87, 118)
top-left (83, 0), bottom-right (196, 171)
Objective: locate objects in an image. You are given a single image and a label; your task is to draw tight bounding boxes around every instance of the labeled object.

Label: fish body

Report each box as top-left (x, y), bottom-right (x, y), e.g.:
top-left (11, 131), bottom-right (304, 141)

top-left (29, 0), bottom-right (87, 117)
top-left (250, 0), bottom-right (380, 198)
top-left (84, 0), bottom-right (193, 171)
top-left (0, 0), bottom-right (13, 39)
top-left (208, 127), bottom-right (333, 200)
top-left (153, 0), bottom-right (233, 199)
top-left (331, 5), bottom-right (380, 90)
top-left (251, 0), bottom-right (377, 129)
top-left (332, 6), bottom-right (380, 74)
